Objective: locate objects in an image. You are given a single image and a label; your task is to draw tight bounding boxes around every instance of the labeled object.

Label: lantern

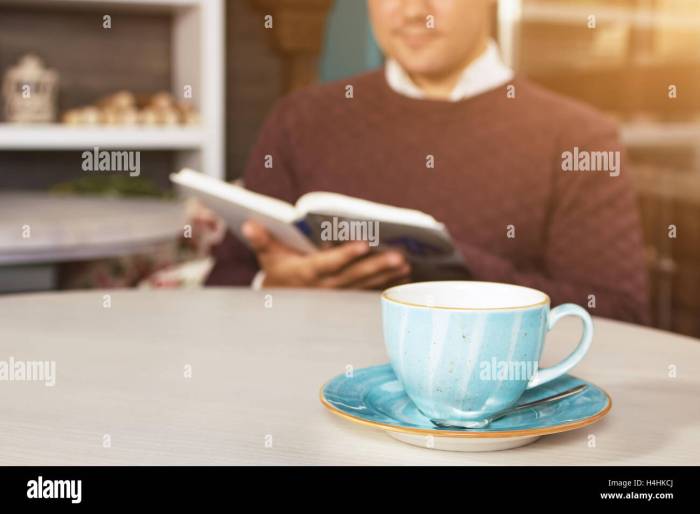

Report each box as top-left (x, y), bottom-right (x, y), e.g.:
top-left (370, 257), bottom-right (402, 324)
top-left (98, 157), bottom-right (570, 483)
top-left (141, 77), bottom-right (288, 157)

top-left (2, 54), bottom-right (59, 123)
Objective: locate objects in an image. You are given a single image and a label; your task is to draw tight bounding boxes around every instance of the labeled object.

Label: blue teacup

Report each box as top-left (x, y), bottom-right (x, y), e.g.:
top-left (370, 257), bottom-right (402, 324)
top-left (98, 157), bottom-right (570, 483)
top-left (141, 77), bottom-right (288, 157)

top-left (381, 281), bottom-right (593, 427)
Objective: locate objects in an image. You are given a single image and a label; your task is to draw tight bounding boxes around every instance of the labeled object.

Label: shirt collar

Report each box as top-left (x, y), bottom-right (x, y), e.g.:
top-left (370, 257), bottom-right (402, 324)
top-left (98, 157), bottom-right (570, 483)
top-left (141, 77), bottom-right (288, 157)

top-left (385, 40), bottom-right (514, 102)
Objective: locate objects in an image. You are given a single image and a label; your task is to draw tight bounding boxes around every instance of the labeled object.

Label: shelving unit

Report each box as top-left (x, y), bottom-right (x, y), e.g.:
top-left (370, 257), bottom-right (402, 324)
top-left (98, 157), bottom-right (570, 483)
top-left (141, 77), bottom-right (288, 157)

top-left (520, 2), bottom-right (700, 28)
top-left (498, 0), bottom-right (700, 150)
top-left (0, 0), bottom-right (224, 178)
top-left (499, 0), bottom-right (700, 69)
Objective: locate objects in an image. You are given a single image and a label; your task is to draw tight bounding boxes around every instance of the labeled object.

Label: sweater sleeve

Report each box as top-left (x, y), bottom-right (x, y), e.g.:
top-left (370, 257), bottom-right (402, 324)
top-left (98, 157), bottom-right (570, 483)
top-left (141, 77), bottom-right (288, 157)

top-left (455, 125), bottom-right (651, 324)
top-left (205, 99), bottom-right (300, 286)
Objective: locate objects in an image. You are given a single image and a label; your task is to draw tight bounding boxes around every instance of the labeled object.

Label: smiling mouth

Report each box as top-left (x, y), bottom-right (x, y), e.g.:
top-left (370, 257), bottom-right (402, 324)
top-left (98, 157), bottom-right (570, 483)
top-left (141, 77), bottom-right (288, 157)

top-left (398, 31), bottom-right (439, 49)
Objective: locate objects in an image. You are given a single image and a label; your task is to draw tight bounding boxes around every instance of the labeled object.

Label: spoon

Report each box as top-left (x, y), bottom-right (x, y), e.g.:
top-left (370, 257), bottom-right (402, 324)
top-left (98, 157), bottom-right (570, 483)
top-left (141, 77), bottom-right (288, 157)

top-left (431, 384), bottom-right (588, 429)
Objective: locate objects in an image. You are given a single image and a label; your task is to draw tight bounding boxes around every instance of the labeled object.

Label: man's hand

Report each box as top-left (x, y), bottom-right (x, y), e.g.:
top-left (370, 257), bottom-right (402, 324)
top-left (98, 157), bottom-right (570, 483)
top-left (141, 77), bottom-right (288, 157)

top-left (242, 220), bottom-right (411, 289)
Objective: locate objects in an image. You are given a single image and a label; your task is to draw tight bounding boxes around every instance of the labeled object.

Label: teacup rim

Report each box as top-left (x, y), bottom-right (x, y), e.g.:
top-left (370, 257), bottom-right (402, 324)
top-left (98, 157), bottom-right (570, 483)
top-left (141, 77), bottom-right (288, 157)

top-left (381, 281), bottom-right (551, 312)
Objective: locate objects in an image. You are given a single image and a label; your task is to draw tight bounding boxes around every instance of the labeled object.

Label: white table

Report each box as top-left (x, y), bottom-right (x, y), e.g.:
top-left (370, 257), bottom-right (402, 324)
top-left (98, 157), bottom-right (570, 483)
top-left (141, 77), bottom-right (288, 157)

top-left (0, 192), bottom-right (185, 292)
top-left (0, 288), bottom-right (698, 465)
top-left (0, 192), bottom-right (185, 265)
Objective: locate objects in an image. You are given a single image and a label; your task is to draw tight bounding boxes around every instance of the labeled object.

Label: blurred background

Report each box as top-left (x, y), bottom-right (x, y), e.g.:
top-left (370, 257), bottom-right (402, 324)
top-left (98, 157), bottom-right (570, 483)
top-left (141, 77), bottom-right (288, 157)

top-left (0, 0), bottom-right (699, 337)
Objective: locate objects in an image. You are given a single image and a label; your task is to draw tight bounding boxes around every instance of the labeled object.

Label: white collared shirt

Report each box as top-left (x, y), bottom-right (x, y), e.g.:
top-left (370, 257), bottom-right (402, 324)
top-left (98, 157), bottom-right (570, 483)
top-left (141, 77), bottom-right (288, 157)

top-left (385, 39), bottom-right (514, 102)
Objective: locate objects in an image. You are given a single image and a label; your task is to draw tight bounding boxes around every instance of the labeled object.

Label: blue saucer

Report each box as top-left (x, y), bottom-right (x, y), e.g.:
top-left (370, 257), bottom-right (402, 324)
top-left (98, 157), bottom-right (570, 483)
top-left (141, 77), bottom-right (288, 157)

top-left (321, 364), bottom-right (611, 451)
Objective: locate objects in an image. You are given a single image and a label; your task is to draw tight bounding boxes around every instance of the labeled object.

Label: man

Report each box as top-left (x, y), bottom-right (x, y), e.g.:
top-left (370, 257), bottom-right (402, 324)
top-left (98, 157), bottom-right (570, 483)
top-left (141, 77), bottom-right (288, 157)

top-left (207, 0), bottom-right (650, 324)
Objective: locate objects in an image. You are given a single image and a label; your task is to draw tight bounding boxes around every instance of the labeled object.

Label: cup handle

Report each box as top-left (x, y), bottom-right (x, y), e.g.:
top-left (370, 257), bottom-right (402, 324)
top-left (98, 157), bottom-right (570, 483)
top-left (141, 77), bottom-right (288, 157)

top-left (526, 304), bottom-right (593, 390)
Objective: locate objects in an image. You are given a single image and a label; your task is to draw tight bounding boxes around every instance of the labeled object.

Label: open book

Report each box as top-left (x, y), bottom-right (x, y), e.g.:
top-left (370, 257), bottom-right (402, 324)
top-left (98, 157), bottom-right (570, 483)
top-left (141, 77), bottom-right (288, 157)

top-left (171, 169), bottom-right (467, 280)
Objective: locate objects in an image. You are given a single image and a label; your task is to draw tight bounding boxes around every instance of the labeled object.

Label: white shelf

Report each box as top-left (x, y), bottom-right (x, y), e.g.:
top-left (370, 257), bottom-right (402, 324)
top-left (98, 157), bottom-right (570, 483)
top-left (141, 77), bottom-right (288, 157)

top-left (0, 124), bottom-right (205, 150)
top-left (621, 122), bottom-right (700, 148)
top-left (521, 1), bottom-right (700, 29)
top-left (0, 0), bottom-right (203, 11)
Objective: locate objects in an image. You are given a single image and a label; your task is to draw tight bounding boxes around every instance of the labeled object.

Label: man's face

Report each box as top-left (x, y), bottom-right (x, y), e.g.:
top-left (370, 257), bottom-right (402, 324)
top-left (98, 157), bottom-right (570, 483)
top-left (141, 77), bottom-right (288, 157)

top-left (368, 0), bottom-right (492, 77)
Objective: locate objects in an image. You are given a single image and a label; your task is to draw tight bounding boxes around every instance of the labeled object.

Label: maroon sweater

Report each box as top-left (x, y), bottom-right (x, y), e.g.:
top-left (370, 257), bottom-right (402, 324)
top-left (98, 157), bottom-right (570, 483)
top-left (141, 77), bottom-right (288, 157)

top-left (207, 71), bottom-right (650, 324)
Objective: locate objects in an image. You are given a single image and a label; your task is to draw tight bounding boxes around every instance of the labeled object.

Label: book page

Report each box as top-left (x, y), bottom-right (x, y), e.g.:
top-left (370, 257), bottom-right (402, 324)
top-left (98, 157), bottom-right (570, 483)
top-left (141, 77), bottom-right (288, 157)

top-left (295, 192), bottom-right (442, 230)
